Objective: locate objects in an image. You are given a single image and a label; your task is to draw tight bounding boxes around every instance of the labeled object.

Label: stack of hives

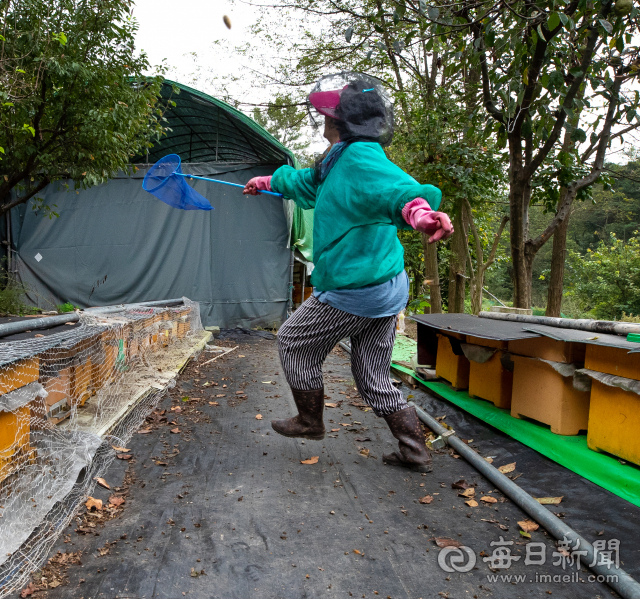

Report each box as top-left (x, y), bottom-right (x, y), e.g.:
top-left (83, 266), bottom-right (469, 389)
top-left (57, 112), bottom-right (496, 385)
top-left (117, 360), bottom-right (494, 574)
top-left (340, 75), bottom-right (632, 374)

top-left (423, 313), bottom-right (640, 466)
top-left (0, 304), bottom-right (195, 486)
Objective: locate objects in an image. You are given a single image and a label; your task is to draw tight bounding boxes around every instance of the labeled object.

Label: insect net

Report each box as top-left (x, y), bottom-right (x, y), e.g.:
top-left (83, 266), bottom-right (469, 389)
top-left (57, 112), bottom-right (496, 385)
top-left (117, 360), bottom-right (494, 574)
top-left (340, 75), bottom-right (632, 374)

top-left (142, 154), bottom-right (213, 211)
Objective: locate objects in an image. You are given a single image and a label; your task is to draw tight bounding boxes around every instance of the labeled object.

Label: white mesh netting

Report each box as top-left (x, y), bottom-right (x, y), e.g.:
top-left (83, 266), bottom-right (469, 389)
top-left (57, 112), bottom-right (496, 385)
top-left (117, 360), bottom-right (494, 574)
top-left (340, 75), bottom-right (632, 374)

top-left (0, 300), bottom-right (205, 597)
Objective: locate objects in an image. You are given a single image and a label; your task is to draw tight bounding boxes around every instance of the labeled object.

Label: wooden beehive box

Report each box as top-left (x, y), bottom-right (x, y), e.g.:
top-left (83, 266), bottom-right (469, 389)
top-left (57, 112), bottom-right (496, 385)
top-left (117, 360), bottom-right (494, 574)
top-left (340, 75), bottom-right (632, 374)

top-left (508, 335), bottom-right (585, 364)
top-left (435, 333), bottom-right (469, 390)
top-left (466, 336), bottom-right (513, 410)
top-left (587, 378), bottom-right (640, 466)
top-left (510, 355), bottom-right (590, 435)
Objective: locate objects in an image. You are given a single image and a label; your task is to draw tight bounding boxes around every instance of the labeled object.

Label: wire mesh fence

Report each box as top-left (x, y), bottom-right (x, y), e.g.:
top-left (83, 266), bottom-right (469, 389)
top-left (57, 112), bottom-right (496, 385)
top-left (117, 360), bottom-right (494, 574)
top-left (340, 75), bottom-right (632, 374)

top-left (0, 300), bottom-right (205, 597)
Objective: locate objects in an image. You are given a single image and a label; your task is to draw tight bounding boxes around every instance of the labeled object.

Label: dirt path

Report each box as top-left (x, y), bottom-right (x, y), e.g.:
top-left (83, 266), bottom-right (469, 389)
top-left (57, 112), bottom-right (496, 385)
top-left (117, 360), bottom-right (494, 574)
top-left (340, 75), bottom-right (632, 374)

top-left (37, 330), bottom-right (639, 599)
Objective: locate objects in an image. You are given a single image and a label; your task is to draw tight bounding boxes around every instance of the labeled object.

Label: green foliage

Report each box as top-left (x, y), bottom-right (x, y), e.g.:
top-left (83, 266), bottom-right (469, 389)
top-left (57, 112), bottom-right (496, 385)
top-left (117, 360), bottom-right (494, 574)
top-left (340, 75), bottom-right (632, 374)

top-left (565, 234), bottom-right (640, 320)
top-left (252, 93), bottom-right (312, 165)
top-left (57, 302), bottom-right (76, 313)
top-left (407, 295), bottom-right (430, 315)
top-left (0, 0), bottom-right (169, 216)
top-left (0, 270), bottom-right (32, 315)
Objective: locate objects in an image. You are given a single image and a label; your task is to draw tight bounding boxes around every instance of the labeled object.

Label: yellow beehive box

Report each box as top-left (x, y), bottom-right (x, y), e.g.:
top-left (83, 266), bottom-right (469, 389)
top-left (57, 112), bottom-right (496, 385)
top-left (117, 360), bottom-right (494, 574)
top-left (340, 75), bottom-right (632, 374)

top-left (584, 344), bottom-right (640, 381)
top-left (511, 355), bottom-right (590, 435)
top-left (468, 350), bottom-right (513, 409)
top-left (436, 333), bottom-right (469, 390)
top-left (508, 336), bottom-right (585, 364)
top-left (0, 357), bottom-right (39, 395)
top-left (177, 321), bottom-right (190, 339)
top-left (0, 405), bottom-right (34, 484)
top-left (587, 379), bottom-right (640, 466)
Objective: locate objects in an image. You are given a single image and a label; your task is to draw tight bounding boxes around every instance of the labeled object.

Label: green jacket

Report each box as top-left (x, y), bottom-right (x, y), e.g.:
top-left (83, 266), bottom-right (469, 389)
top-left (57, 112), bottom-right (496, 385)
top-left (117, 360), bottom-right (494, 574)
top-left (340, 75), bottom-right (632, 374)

top-left (272, 142), bottom-right (442, 291)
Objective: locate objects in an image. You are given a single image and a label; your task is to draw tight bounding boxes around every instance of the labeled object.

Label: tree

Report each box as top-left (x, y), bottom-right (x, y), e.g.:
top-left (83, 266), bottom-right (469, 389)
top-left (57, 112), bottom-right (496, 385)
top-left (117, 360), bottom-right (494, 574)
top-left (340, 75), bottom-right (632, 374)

top-left (0, 0), bottom-right (168, 217)
top-left (565, 233), bottom-right (640, 319)
top-left (252, 93), bottom-right (313, 165)
top-left (452, 0), bottom-right (640, 307)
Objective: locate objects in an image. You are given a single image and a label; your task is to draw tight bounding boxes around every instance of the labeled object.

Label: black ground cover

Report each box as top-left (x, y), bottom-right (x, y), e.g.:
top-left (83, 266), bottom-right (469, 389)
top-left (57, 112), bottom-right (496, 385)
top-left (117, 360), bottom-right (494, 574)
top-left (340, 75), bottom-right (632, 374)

top-left (38, 331), bottom-right (639, 599)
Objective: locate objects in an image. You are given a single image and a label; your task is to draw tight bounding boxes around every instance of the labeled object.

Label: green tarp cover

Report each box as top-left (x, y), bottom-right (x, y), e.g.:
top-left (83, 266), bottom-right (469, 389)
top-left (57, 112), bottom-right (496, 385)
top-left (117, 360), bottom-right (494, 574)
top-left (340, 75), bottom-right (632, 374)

top-left (391, 336), bottom-right (640, 508)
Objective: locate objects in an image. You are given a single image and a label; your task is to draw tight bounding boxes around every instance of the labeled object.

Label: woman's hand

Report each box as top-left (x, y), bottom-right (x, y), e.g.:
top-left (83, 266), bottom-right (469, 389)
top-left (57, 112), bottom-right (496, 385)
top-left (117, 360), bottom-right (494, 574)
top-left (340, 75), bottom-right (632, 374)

top-left (243, 176), bottom-right (273, 196)
top-left (402, 198), bottom-right (454, 243)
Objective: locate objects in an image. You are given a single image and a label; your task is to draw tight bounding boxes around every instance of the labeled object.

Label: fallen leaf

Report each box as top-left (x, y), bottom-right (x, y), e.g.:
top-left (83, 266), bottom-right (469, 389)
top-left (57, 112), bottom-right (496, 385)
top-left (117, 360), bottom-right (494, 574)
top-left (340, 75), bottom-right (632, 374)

top-left (535, 496), bottom-right (563, 506)
top-left (419, 495), bottom-right (433, 504)
top-left (20, 583), bottom-right (36, 597)
top-left (171, 406), bottom-right (182, 412)
top-left (498, 462), bottom-right (516, 474)
top-left (458, 488), bottom-right (476, 498)
top-left (435, 537), bottom-right (462, 548)
top-left (208, 401), bottom-right (219, 406)
top-left (155, 461), bottom-right (168, 466)
top-left (111, 446), bottom-right (130, 452)
top-left (65, 321), bottom-right (76, 326)
top-left (465, 499), bottom-right (478, 507)
top-left (235, 390), bottom-right (244, 395)
top-left (520, 531), bottom-right (531, 539)
top-left (481, 496), bottom-right (498, 504)
top-left (255, 414), bottom-right (263, 420)
top-left (359, 448), bottom-right (370, 457)
top-left (137, 428), bottom-right (152, 434)
top-left (325, 403), bottom-right (338, 408)
top-left (170, 428), bottom-right (180, 434)
top-left (49, 580), bottom-right (61, 588)
top-left (85, 497), bottom-right (102, 511)
top-left (355, 437), bottom-right (371, 442)
top-left (98, 546), bottom-right (110, 556)
top-left (329, 510), bottom-right (335, 515)
top-left (34, 334), bottom-right (44, 338)
top-left (339, 422), bottom-right (351, 426)
top-left (238, 496), bottom-right (243, 501)
top-left (484, 457), bottom-right (494, 464)
top-left (452, 480), bottom-right (472, 490)
top-left (216, 394), bottom-right (226, 398)
top-left (238, 354), bottom-right (245, 357)
top-left (518, 519), bottom-right (539, 532)
top-left (109, 496), bottom-right (125, 507)
top-left (353, 549), bottom-right (361, 555)
top-left (94, 477), bottom-right (110, 490)
top-left (117, 454), bottom-right (133, 460)
top-left (301, 456), bottom-right (319, 465)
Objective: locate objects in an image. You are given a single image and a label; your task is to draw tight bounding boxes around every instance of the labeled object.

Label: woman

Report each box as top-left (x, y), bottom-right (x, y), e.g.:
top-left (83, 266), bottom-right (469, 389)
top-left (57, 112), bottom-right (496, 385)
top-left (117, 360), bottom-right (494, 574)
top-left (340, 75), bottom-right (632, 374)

top-left (243, 73), bottom-right (453, 472)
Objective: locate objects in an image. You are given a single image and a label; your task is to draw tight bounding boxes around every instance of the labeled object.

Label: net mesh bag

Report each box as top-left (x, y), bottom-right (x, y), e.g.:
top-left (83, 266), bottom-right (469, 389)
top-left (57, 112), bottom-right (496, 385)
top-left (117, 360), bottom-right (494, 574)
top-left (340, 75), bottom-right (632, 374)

top-left (142, 154), bottom-right (213, 211)
top-left (0, 300), bottom-right (205, 596)
top-left (307, 72), bottom-right (395, 146)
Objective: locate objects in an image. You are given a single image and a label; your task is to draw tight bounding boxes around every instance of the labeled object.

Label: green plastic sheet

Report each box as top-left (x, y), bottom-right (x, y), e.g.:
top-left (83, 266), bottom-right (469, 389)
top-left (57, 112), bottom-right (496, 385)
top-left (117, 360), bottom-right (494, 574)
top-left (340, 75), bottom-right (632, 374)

top-left (391, 337), bottom-right (640, 508)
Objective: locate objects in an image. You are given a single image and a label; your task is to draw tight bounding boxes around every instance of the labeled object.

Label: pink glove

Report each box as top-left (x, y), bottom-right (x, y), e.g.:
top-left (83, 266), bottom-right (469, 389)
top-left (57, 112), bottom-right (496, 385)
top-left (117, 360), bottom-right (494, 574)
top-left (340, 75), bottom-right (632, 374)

top-left (243, 176), bottom-right (272, 196)
top-left (402, 198), bottom-right (454, 243)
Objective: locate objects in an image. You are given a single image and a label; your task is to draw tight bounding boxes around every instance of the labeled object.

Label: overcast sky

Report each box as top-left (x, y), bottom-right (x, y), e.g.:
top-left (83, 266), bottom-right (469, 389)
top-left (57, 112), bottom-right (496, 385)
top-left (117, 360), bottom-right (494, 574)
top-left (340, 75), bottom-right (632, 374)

top-left (133, 0), bottom-right (261, 95)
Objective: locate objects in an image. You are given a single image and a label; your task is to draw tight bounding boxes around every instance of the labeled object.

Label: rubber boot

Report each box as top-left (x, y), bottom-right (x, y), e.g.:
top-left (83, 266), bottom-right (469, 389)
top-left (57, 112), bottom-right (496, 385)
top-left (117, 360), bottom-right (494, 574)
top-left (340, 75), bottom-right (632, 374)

top-left (271, 388), bottom-right (325, 440)
top-left (382, 406), bottom-right (433, 473)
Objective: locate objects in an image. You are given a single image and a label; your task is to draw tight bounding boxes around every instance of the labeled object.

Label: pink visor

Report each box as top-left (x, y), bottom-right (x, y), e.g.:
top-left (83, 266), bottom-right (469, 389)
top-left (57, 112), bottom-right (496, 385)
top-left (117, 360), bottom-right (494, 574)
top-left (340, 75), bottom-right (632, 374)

top-left (308, 87), bottom-right (345, 119)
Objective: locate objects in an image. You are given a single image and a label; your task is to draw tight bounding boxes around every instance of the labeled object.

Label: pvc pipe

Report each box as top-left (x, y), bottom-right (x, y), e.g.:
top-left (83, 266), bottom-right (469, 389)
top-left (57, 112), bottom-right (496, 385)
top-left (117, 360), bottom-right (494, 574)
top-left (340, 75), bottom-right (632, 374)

top-left (176, 173), bottom-right (283, 197)
top-left (0, 298), bottom-right (184, 339)
top-left (478, 311), bottom-right (640, 336)
top-left (409, 400), bottom-right (640, 599)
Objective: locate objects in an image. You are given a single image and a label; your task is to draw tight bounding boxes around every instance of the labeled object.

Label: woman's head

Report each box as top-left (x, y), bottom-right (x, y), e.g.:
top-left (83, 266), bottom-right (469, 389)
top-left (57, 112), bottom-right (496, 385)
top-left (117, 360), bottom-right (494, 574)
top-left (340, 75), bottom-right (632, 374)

top-left (307, 72), bottom-right (394, 146)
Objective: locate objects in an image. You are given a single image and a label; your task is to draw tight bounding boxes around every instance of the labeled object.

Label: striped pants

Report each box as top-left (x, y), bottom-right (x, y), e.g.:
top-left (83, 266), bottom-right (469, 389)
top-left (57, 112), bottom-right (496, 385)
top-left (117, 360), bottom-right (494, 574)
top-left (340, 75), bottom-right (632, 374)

top-left (277, 295), bottom-right (407, 416)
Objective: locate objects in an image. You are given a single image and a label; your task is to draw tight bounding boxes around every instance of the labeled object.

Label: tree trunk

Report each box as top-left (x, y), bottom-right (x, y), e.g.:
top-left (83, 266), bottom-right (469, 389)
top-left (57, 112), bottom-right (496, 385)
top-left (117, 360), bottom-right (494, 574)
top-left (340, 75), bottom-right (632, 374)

top-left (447, 204), bottom-right (468, 313)
top-left (422, 232), bottom-right (442, 313)
top-left (545, 206), bottom-right (571, 317)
